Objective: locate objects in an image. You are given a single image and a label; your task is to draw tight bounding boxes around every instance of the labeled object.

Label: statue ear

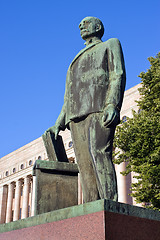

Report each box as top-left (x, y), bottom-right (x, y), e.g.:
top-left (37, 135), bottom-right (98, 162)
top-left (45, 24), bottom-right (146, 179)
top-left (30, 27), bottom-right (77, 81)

top-left (96, 24), bottom-right (101, 32)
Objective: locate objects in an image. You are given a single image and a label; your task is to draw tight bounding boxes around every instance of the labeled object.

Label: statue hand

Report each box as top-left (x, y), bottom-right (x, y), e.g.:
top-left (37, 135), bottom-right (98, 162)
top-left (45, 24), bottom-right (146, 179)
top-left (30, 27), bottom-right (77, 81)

top-left (44, 125), bottom-right (60, 140)
top-left (54, 123), bottom-right (60, 140)
top-left (44, 112), bottom-right (66, 140)
top-left (102, 104), bottom-right (119, 127)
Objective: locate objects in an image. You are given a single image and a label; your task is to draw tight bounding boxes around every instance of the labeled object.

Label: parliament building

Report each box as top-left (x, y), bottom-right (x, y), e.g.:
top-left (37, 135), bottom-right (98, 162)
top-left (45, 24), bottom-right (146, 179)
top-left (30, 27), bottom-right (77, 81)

top-left (0, 83), bottom-right (141, 224)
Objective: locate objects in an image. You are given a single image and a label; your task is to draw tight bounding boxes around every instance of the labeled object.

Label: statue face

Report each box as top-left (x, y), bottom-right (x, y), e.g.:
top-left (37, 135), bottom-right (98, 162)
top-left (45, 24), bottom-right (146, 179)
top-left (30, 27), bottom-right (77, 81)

top-left (79, 17), bottom-right (97, 40)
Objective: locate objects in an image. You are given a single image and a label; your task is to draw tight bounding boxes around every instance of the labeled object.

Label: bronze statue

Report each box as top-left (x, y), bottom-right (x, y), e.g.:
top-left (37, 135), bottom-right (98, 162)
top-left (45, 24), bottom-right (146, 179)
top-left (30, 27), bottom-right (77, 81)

top-left (46, 17), bottom-right (126, 202)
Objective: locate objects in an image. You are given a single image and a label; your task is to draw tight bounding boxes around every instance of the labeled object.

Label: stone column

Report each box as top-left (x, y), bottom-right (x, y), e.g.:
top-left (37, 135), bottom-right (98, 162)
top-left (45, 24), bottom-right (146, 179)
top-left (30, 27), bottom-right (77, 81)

top-left (78, 173), bottom-right (83, 204)
top-left (115, 162), bottom-right (132, 204)
top-left (31, 176), bottom-right (36, 216)
top-left (21, 176), bottom-right (30, 219)
top-left (13, 179), bottom-right (22, 221)
top-left (0, 185), bottom-right (8, 223)
top-left (6, 182), bottom-right (14, 223)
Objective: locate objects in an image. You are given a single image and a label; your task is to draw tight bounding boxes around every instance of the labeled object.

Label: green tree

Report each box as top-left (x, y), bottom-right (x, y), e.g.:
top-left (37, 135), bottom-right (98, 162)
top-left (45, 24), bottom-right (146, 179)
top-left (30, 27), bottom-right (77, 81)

top-left (114, 52), bottom-right (160, 210)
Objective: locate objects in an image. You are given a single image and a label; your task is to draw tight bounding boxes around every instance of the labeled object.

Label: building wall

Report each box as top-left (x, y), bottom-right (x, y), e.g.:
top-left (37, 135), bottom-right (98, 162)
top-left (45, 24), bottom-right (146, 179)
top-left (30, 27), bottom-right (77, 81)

top-left (0, 83), bottom-right (141, 223)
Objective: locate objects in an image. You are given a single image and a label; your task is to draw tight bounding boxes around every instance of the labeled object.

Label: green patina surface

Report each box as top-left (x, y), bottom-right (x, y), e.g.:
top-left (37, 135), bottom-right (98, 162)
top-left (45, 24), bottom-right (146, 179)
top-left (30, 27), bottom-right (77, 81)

top-left (33, 160), bottom-right (78, 174)
top-left (44, 17), bottom-right (126, 203)
top-left (33, 160), bottom-right (79, 215)
top-left (42, 131), bottom-right (68, 162)
top-left (0, 199), bottom-right (160, 233)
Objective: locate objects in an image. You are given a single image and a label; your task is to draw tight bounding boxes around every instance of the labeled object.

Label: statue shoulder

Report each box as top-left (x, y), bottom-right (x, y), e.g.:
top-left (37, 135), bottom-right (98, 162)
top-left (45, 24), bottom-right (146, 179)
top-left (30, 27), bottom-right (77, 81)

top-left (104, 38), bottom-right (121, 48)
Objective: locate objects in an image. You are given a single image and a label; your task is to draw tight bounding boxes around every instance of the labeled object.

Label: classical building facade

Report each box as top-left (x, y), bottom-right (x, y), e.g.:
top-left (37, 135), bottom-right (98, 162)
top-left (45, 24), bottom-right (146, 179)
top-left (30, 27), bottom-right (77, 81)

top-left (0, 84), bottom-right (141, 224)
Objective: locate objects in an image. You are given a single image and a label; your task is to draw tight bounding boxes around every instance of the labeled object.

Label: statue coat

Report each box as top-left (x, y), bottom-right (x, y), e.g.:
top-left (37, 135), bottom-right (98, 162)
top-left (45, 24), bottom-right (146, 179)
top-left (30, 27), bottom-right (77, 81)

top-left (57, 38), bottom-right (126, 129)
top-left (54, 37), bottom-right (126, 202)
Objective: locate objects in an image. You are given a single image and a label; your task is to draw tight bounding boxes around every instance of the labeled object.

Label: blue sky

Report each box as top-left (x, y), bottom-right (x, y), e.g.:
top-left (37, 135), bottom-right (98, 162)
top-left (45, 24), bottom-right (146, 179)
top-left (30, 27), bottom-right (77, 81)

top-left (0, 0), bottom-right (159, 158)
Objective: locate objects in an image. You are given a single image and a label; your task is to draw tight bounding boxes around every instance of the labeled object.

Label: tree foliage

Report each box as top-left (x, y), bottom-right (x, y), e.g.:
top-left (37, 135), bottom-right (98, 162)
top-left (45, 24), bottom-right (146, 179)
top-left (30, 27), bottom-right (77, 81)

top-left (113, 52), bottom-right (160, 210)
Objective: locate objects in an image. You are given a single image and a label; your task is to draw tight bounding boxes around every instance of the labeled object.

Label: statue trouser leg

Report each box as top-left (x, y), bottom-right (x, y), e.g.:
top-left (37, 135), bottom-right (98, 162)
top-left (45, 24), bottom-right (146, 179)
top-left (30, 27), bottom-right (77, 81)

top-left (70, 116), bottom-right (100, 203)
top-left (69, 113), bottom-right (118, 203)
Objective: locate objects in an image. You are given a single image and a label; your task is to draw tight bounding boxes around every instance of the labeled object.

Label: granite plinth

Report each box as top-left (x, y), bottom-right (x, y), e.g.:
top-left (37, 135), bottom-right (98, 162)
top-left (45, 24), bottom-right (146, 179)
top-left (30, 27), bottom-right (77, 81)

top-left (33, 160), bottom-right (79, 215)
top-left (0, 199), bottom-right (160, 240)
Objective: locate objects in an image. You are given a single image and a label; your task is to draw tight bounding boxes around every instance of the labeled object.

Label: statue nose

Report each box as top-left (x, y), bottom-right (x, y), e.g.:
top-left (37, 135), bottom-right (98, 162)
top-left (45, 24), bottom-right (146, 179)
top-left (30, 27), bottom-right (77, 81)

top-left (79, 23), bottom-right (83, 30)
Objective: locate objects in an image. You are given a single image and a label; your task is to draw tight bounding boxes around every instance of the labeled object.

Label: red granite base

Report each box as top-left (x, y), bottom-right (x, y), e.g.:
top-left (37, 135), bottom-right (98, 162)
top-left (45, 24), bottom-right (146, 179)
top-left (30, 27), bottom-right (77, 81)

top-left (1, 209), bottom-right (160, 240)
top-left (0, 211), bottom-right (105, 240)
top-left (105, 211), bottom-right (160, 240)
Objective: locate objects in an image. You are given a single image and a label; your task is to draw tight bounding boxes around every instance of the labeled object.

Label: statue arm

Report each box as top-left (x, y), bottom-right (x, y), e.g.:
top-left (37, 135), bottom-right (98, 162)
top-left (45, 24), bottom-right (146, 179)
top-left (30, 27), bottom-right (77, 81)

top-left (55, 104), bottom-right (67, 136)
top-left (103, 38), bottom-right (126, 127)
top-left (45, 103), bottom-right (66, 139)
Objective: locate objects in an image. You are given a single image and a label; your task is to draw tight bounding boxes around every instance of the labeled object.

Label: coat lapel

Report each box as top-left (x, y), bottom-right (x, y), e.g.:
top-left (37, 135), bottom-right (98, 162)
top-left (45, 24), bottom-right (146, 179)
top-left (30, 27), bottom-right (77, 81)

top-left (69, 41), bottom-right (102, 68)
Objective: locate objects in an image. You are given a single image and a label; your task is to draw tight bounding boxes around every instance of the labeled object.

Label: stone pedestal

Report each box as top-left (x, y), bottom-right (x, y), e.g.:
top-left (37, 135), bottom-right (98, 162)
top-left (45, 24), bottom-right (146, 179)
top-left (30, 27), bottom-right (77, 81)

top-left (33, 160), bottom-right (79, 215)
top-left (0, 199), bottom-right (160, 240)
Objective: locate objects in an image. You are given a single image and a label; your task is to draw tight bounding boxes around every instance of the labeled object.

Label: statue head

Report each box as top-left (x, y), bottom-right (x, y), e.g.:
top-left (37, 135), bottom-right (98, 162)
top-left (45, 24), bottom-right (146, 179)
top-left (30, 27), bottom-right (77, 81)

top-left (79, 17), bottom-right (104, 41)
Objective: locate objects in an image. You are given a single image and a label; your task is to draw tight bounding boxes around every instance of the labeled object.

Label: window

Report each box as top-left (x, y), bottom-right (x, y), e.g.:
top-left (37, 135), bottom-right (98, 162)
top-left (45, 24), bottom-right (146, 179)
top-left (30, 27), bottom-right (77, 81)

top-left (38, 156), bottom-right (41, 160)
top-left (5, 171), bottom-right (9, 177)
top-left (28, 206), bottom-right (30, 217)
top-left (13, 168), bottom-right (16, 173)
top-left (20, 164), bottom-right (24, 169)
top-left (19, 208), bottom-right (22, 219)
top-left (29, 160), bottom-right (32, 166)
top-left (29, 184), bottom-right (31, 193)
top-left (122, 116), bottom-right (127, 123)
top-left (68, 141), bottom-right (73, 148)
top-left (13, 188), bottom-right (15, 199)
top-left (11, 210), bottom-right (14, 221)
